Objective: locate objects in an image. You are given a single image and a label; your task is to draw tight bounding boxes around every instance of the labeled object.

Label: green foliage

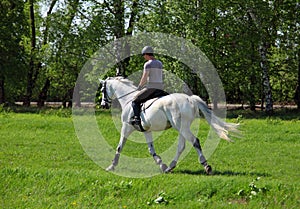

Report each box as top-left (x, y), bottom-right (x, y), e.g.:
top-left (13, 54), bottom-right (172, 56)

top-left (0, 110), bottom-right (299, 208)
top-left (237, 177), bottom-right (269, 200)
top-left (147, 191), bottom-right (173, 205)
top-left (0, 104), bottom-right (11, 115)
top-left (0, 0), bottom-right (299, 109)
top-left (135, 0), bottom-right (299, 107)
top-left (0, 0), bottom-right (28, 102)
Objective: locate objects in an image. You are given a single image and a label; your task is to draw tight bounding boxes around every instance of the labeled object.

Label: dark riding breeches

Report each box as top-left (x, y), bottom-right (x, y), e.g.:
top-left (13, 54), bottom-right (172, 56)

top-left (132, 88), bottom-right (168, 118)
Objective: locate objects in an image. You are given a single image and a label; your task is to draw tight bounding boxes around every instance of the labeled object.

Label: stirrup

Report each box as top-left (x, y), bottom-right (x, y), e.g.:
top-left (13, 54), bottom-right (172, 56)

top-left (130, 116), bottom-right (141, 125)
top-left (133, 123), bottom-right (146, 132)
top-left (130, 117), bottom-right (145, 132)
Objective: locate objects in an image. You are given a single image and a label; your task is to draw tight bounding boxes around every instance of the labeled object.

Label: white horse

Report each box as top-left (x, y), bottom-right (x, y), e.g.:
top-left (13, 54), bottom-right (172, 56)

top-left (99, 77), bottom-right (239, 175)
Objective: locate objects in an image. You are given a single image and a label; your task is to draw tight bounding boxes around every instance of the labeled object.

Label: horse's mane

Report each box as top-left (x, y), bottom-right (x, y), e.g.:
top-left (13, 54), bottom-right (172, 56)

top-left (109, 77), bottom-right (137, 89)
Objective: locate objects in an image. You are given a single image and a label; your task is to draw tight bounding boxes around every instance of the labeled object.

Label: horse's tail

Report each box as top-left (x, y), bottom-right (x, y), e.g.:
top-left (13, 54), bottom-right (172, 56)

top-left (190, 95), bottom-right (240, 142)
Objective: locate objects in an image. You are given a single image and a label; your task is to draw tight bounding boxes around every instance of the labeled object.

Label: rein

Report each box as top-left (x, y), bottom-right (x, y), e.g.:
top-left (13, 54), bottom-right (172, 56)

top-left (116, 89), bottom-right (137, 100)
top-left (102, 80), bottom-right (137, 104)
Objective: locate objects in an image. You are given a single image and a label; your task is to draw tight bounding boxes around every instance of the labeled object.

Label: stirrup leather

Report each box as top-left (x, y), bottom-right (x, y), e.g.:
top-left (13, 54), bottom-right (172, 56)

top-left (130, 117), bottom-right (145, 132)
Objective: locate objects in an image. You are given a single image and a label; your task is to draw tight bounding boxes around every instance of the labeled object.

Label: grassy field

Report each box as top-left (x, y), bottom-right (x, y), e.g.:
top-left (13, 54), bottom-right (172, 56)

top-left (0, 107), bottom-right (299, 208)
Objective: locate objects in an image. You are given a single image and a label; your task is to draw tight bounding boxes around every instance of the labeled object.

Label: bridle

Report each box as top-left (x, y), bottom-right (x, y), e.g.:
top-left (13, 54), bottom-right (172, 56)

top-left (101, 81), bottom-right (111, 103)
top-left (100, 81), bottom-right (111, 109)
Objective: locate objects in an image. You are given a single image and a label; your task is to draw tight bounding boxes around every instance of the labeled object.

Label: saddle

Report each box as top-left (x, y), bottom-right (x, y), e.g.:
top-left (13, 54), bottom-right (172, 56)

top-left (132, 90), bottom-right (169, 132)
top-left (141, 89), bottom-right (169, 112)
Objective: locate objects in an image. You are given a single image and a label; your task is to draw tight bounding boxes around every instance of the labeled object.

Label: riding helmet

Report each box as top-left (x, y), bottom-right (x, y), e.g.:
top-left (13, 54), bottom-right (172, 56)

top-left (141, 46), bottom-right (154, 55)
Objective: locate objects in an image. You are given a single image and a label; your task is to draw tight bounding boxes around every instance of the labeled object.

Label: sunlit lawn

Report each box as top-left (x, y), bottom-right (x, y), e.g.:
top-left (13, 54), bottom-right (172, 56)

top-left (0, 108), bottom-right (299, 208)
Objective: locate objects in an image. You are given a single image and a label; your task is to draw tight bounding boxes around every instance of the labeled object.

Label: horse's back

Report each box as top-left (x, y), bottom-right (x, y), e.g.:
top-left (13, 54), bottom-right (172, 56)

top-left (142, 93), bottom-right (197, 130)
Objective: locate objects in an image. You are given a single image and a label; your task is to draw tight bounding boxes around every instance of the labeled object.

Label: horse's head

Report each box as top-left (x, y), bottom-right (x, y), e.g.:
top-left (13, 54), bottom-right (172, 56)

top-left (99, 76), bottom-right (136, 109)
top-left (99, 77), bottom-right (114, 109)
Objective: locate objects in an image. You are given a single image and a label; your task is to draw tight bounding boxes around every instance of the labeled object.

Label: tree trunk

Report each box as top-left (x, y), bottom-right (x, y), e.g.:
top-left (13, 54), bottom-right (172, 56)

top-left (37, 78), bottom-right (50, 107)
top-left (35, 0), bottom-right (58, 107)
top-left (0, 75), bottom-right (4, 104)
top-left (259, 44), bottom-right (273, 114)
top-left (249, 43), bottom-right (257, 111)
top-left (246, 7), bottom-right (273, 114)
top-left (73, 84), bottom-right (81, 107)
top-left (62, 88), bottom-right (73, 108)
top-left (23, 0), bottom-right (37, 107)
top-left (249, 72), bottom-right (256, 111)
top-left (42, 0), bottom-right (57, 45)
top-left (113, 0), bottom-right (126, 76)
top-left (23, 61), bottom-right (35, 106)
top-left (105, 0), bottom-right (138, 77)
top-left (295, 48), bottom-right (300, 109)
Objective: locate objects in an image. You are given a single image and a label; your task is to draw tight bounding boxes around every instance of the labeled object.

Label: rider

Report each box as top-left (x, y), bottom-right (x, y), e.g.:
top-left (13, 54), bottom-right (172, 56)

top-left (131, 46), bottom-right (167, 129)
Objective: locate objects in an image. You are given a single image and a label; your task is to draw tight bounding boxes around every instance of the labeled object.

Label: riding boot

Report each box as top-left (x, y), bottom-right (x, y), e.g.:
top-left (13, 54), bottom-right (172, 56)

top-left (131, 101), bottom-right (141, 125)
top-left (131, 102), bottom-right (145, 132)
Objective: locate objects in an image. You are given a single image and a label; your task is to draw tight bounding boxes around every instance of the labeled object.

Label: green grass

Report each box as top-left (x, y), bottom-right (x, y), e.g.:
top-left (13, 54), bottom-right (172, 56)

top-left (0, 107), bottom-right (299, 208)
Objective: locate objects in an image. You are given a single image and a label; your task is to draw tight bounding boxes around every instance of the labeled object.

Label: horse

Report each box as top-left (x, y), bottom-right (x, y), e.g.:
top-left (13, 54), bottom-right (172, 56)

top-left (99, 77), bottom-right (239, 175)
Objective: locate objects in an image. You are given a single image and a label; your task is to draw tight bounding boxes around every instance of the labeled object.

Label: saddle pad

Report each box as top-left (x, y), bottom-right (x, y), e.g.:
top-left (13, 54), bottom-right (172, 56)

top-left (142, 97), bottom-right (160, 112)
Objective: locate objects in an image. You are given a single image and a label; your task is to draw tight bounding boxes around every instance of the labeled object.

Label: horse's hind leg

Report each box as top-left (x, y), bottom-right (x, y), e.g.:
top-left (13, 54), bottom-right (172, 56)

top-left (182, 129), bottom-right (212, 175)
top-left (193, 137), bottom-right (212, 175)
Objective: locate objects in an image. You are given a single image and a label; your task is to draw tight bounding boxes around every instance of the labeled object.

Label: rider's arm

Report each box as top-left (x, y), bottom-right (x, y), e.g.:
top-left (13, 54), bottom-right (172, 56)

top-left (138, 70), bottom-right (149, 88)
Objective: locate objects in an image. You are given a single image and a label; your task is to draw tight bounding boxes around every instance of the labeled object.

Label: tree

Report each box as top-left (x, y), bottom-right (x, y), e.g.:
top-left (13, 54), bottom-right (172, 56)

top-left (37, 0), bottom-right (80, 107)
top-left (36, 0), bottom-right (58, 107)
top-left (1, 0), bottom-right (299, 109)
top-left (296, 49), bottom-right (300, 109)
top-left (0, 0), bottom-right (28, 104)
top-left (23, 0), bottom-right (38, 106)
top-left (101, 0), bottom-right (140, 77)
top-left (154, 1), bottom-right (296, 110)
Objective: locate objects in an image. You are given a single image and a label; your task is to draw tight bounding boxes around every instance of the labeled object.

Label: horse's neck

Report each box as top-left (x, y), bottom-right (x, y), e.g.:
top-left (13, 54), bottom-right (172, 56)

top-left (114, 82), bottom-right (136, 109)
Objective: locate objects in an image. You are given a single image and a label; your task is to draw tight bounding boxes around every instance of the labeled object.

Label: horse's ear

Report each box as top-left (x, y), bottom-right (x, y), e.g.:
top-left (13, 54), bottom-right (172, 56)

top-left (115, 76), bottom-right (123, 80)
top-left (99, 78), bottom-right (105, 84)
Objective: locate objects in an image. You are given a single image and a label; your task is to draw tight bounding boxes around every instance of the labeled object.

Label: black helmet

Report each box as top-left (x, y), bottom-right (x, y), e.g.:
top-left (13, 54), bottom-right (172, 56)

top-left (141, 46), bottom-right (154, 55)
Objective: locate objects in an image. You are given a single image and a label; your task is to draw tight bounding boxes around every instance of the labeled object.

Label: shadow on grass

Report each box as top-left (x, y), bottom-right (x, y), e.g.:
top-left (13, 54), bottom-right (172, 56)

top-left (227, 108), bottom-right (300, 120)
top-left (174, 169), bottom-right (270, 177)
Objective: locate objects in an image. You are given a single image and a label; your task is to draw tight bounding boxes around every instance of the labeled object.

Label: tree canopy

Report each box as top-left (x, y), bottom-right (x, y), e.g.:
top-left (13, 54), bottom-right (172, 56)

top-left (0, 0), bottom-right (299, 111)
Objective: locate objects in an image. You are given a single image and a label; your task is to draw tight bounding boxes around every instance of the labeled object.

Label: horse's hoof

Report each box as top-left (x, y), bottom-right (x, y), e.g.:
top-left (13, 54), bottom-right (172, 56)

top-left (164, 161), bottom-right (176, 173)
top-left (153, 155), bottom-right (162, 165)
top-left (204, 165), bottom-right (213, 175)
top-left (164, 167), bottom-right (173, 173)
top-left (106, 165), bottom-right (115, 171)
top-left (160, 163), bottom-right (168, 172)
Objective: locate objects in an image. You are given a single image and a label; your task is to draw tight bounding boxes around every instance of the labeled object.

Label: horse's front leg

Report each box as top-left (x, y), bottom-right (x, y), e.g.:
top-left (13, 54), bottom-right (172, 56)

top-left (106, 123), bottom-right (134, 171)
top-left (144, 132), bottom-right (168, 172)
top-left (164, 134), bottom-right (185, 173)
